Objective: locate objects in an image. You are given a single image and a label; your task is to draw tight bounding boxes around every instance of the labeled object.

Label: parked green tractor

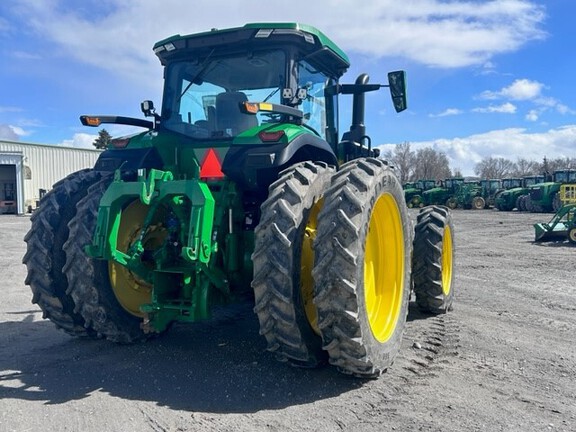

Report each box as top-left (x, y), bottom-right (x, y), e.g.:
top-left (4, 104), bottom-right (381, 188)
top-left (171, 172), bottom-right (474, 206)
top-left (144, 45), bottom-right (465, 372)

top-left (422, 177), bottom-right (464, 208)
top-left (456, 179), bottom-right (502, 210)
top-left (521, 169), bottom-right (576, 213)
top-left (23, 23), bottom-right (455, 378)
top-left (404, 179), bottom-right (436, 208)
top-left (496, 175), bottom-right (544, 211)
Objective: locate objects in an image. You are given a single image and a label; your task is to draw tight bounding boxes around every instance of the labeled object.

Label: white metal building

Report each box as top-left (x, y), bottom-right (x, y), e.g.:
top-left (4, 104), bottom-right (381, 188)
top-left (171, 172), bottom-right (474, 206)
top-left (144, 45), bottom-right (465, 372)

top-left (0, 139), bottom-right (101, 215)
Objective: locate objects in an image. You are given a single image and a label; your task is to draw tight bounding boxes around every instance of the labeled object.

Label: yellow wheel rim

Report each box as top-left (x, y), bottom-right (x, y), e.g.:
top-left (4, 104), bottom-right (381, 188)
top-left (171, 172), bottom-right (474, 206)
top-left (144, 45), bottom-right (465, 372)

top-left (364, 193), bottom-right (404, 343)
top-left (442, 225), bottom-right (453, 296)
top-left (108, 200), bottom-right (167, 317)
top-left (301, 198), bottom-right (323, 335)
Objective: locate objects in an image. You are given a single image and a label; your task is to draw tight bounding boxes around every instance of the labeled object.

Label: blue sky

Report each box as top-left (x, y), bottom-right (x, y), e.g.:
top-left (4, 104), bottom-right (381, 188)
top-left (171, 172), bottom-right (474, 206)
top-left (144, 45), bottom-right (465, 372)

top-left (1, 0), bottom-right (575, 175)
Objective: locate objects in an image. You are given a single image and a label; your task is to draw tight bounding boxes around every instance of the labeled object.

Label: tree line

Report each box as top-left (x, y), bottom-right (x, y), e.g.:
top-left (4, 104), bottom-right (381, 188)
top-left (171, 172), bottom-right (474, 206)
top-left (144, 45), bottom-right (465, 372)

top-left (383, 142), bottom-right (576, 184)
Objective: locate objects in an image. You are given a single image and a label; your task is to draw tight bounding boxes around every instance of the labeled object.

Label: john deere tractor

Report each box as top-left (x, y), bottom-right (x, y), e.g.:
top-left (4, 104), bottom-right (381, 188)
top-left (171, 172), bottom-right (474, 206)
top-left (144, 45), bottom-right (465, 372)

top-left (496, 175), bottom-right (544, 211)
top-left (404, 179), bottom-right (436, 208)
top-left (520, 169), bottom-right (576, 213)
top-left (23, 23), bottom-right (454, 378)
top-left (422, 177), bottom-right (464, 209)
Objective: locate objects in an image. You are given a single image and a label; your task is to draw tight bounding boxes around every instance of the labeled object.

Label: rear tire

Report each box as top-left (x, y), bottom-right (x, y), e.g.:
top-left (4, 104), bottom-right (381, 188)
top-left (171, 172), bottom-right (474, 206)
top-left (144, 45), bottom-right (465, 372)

top-left (412, 206), bottom-right (455, 313)
top-left (312, 158), bottom-right (412, 377)
top-left (64, 175), bottom-right (150, 343)
top-left (252, 161), bottom-right (334, 367)
top-left (23, 169), bottom-right (103, 337)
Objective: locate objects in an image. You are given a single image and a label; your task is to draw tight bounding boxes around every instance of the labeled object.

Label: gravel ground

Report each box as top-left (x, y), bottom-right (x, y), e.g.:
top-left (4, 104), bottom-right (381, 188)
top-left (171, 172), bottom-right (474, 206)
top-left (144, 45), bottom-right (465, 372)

top-left (1, 209), bottom-right (575, 432)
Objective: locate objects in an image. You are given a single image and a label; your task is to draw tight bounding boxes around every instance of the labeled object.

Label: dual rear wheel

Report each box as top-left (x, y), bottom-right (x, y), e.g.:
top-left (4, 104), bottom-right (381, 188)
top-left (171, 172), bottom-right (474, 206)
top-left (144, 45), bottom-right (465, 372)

top-left (252, 158), bottom-right (455, 377)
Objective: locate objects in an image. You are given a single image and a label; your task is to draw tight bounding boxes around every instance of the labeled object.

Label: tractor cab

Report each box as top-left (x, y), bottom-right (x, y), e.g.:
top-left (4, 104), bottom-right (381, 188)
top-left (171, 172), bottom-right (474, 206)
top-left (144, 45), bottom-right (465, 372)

top-left (85, 23), bottom-right (406, 193)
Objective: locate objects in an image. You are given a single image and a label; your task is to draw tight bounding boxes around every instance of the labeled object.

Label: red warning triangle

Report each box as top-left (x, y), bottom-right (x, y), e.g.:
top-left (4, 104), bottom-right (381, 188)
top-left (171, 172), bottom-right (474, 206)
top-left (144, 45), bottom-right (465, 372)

top-left (200, 148), bottom-right (224, 179)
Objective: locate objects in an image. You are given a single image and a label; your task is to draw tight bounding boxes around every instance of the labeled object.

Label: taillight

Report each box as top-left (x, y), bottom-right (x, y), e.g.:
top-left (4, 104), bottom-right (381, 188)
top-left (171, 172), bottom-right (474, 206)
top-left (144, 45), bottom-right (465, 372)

top-left (111, 138), bottom-right (130, 148)
top-left (258, 130), bottom-right (285, 142)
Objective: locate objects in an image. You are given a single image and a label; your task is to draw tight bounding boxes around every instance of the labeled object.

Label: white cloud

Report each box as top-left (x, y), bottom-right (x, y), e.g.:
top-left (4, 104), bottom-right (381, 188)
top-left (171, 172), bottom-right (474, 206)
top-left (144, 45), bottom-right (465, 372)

top-left (429, 108), bottom-right (463, 118)
top-left (378, 125), bottom-right (576, 176)
top-left (480, 78), bottom-right (544, 100)
top-left (0, 124), bottom-right (20, 141)
top-left (472, 102), bottom-right (517, 114)
top-left (11, 0), bottom-right (546, 88)
top-left (57, 133), bottom-right (97, 149)
top-left (0, 106), bottom-right (23, 114)
top-left (526, 110), bottom-right (539, 122)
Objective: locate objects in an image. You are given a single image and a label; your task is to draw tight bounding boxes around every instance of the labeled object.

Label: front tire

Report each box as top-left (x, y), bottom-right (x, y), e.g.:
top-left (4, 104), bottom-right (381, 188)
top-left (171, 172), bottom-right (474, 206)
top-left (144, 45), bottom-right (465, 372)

top-left (568, 227), bottom-right (576, 245)
top-left (412, 206), bottom-right (455, 313)
top-left (252, 161), bottom-right (334, 367)
top-left (312, 158), bottom-right (412, 377)
top-left (23, 169), bottom-right (103, 337)
top-left (472, 196), bottom-right (485, 210)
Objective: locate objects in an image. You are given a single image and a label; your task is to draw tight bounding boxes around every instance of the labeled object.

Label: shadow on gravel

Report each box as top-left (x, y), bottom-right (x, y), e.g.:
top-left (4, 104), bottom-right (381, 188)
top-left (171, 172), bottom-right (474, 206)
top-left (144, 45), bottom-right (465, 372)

top-left (0, 304), bottom-right (365, 413)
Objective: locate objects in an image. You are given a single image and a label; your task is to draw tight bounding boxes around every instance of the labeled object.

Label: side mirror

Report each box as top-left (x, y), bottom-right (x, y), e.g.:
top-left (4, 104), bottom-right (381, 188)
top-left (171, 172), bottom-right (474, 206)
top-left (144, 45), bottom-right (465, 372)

top-left (387, 71), bottom-right (407, 113)
top-left (141, 100), bottom-right (156, 117)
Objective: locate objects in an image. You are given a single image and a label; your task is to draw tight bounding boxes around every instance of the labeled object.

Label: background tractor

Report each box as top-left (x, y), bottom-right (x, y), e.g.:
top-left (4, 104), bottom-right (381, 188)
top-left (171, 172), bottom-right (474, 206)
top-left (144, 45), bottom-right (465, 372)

top-left (23, 23), bottom-right (454, 378)
top-left (519, 169), bottom-right (576, 213)
top-left (496, 175), bottom-right (544, 211)
top-left (455, 179), bottom-right (502, 210)
top-left (422, 177), bottom-right (464, 208)
top-left (403, 179), bottom-right (436, 208)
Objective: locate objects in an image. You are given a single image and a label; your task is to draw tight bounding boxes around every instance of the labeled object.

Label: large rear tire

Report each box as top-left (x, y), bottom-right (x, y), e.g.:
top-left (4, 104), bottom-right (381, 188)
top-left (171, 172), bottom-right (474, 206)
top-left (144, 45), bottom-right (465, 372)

top-left (23, 169), bottom-right (103, 337)
top-left (252, 161), bottom-right (334, 367)
top-left (312, 158), bottom-right (412, 377)
top-left (64, 175), bottom-right (151, 343)
top-left (412, 206), bottom-right (455, 313)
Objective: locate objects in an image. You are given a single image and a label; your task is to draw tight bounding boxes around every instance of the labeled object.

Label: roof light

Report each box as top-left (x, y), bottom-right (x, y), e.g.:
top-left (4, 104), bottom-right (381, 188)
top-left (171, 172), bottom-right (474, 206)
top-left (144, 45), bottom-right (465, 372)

top-left (255, 29), bottom-right (273, 38)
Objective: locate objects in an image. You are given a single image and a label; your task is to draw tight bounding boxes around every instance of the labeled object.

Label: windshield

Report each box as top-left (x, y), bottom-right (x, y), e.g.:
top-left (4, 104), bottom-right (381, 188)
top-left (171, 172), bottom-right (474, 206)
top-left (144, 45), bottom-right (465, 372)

top-left (554, 171), bottom-right (576, 182)
top-left (161, 50), bottom-right (286, 139)
top-left (160, 49), bottom-right (332, 141)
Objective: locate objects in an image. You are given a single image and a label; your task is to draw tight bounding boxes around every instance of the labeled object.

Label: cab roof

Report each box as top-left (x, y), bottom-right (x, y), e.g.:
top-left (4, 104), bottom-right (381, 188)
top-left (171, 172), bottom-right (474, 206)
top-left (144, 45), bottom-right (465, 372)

top-left (153, 22), bottom-right (350, 78)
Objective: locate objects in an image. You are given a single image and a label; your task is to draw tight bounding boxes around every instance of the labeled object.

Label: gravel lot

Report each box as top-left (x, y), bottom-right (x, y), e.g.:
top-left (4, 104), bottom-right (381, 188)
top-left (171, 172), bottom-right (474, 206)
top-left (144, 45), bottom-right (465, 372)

top-left (1, 209), bottom-right (575, 432)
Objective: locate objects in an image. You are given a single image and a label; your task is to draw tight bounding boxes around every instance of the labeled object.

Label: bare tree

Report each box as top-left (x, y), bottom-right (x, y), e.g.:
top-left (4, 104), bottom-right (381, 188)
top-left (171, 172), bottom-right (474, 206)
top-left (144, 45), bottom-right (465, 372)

top-left (513, 158), bottom-right (540, 177)
top-left (474, 157), bottom-right (515, 178)
top-left (413, 147), bottom-right (451, 180)
top-left (542, 157), bottom-right (576, 172)
top-left (382, 141), bottom-right (415, 184)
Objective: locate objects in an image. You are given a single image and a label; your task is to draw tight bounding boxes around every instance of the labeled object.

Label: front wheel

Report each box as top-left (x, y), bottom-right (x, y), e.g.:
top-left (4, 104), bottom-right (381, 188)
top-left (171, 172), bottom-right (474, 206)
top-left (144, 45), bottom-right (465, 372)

top-left (412, 206), bottom-right (455, 313)
top-left (568, 227), bottom-right (576, 245)
top-left (446, 197), bottom-right (458, 209)
top-left (472, 196), bottom-right (485, 210)
top-left (312, 158), bottom-right (412, 377)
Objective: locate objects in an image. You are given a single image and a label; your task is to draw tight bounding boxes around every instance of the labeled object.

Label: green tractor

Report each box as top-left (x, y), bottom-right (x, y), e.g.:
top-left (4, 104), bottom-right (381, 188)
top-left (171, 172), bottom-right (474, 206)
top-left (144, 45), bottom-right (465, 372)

top-left (456, 179), bottom-right (502, 210)
top-left (496, 175), bottom-right (544, 211)
top-left (522, 169), bottom-right (576, 213)
top-left (23, 23), bottom-right (455, 378)
top-left (404, 179), bottom-right (436, 208)
top-left (422, 177), bottom-right (464, 209)
top-left (534, 203), bottom-right (576, 244)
